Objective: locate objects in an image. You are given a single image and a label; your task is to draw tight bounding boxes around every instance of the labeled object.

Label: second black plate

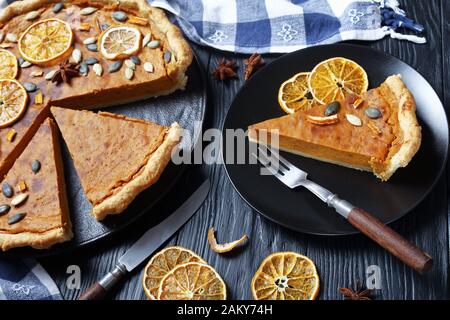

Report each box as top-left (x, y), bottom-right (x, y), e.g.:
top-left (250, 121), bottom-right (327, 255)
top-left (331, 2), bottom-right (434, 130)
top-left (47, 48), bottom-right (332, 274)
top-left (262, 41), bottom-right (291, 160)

top-left (222, 44), bottom-right (448, 235)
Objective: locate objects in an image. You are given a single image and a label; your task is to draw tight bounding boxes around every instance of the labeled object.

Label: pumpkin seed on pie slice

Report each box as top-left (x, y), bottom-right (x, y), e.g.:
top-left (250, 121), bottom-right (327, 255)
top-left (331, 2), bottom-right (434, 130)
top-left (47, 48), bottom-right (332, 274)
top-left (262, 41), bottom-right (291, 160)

top-left (0, 118), bottom-right (72, 251)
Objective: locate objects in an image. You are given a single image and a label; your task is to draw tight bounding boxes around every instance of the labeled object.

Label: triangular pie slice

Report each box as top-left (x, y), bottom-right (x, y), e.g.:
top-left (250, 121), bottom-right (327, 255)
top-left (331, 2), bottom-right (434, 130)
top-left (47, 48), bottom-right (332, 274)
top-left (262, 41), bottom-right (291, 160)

top-left (0, 118), bottom-right (72, 251)
top-left (248, 75), bottom-right (421, 181)
top-left (51, 107), bottom-right (181, 220)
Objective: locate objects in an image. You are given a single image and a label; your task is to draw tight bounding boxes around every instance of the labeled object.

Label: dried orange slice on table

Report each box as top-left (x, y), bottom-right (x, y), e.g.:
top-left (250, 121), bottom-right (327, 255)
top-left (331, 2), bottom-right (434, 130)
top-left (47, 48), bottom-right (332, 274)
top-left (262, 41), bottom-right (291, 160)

top-left (99, 26), bottom-right (141, 60)
top-left (278, 72), bottom-right (315, 113)
top-left (0, 49), bottom-right (18, 79)
top-left (158, 262), bottom-right (227, 300)
top-left (142, 246), bottom-right (206, 300)
top-left (18, 18), bottom-right (73, 67)
top-left (251, 252), bottom-right (320, 300)
top-left (0, 79), bottom-right (28, 128)
top-left (308, 57), bottom-right (368, 105)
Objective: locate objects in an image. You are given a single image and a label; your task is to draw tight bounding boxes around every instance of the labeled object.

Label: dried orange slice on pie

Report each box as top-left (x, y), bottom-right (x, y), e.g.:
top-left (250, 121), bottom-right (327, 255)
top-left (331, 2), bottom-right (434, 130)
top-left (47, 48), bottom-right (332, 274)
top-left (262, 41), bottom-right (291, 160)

top-left (0, 79), bottom-right (28, 128)
top-left (0, 49), bottom-right (19, 79)
top-left (142, 246), bottom-right (206, 300)
top-left (308, 57), bottom-right (368, 105)
top-left (278, 72), bottom-right (315, 113)
top-left (158, 262), bottom-right (227, 300)
top-left (18, 18), bottom-right (73, 66)
top-left (99, 26), bottom-right (141, 60)
top-left (251, 252), bottom-right (320, 300)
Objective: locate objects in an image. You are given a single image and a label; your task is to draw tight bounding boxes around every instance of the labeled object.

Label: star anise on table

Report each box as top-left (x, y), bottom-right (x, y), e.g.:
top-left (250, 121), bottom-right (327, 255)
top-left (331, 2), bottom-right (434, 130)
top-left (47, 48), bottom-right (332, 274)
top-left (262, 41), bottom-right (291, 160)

top-left (243, 53), bottom-right (265, 80)
top-left (51, 60), bottom-right (79, 84)
top-left (339, 281), bottom-right (373, 300)
top-left (212, 58), bottom-right (238, 81)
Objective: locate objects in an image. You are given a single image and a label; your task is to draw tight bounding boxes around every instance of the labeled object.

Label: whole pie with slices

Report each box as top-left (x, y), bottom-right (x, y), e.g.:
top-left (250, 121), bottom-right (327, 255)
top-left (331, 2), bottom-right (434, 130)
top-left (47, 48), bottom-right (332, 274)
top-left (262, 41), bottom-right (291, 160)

top-left (249, 73), bottom-right (421, 181)
top-left (0, 0), bottom-right (192, 177)
top-left (0, 0), bottom-right (189, 250)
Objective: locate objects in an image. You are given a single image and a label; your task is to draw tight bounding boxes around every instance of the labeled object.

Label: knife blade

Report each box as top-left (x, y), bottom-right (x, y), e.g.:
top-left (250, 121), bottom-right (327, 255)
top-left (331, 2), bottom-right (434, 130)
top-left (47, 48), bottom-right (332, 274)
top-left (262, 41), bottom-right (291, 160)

top-left (78, 179), bottom-right (210, 300)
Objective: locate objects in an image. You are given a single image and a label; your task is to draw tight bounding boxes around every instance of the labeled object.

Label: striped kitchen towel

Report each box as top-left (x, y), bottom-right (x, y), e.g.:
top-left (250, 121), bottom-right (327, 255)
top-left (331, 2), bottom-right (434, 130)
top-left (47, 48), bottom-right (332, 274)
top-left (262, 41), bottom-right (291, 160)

top-left (0, 258), bottom-right (62, 300)
top-left (148, 0), bottom-right (425, 53)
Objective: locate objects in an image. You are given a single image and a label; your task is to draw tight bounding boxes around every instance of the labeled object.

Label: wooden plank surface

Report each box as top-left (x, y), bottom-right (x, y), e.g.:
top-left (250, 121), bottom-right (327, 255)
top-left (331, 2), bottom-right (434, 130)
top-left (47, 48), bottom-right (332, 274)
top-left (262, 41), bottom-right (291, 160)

top-left (40, 0), bottom-right (449, 300)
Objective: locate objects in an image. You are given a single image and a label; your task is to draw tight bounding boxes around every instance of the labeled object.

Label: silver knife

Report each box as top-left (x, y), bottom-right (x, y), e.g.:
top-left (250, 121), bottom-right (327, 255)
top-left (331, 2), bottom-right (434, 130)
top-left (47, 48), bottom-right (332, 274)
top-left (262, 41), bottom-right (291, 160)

top-left (78, 179), bottom-right (210, 300)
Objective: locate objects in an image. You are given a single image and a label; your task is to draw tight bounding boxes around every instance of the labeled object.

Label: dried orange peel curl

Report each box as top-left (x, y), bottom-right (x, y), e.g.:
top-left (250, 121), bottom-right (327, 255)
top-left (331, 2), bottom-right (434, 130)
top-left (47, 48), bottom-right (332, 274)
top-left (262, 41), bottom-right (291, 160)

top-left (208, 227), bottom-right (248, 253)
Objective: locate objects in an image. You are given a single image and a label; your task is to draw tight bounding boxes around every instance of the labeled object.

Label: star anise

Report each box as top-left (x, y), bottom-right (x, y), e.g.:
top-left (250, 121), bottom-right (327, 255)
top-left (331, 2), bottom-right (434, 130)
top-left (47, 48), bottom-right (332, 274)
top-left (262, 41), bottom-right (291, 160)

top-left (339, 281), bottom-right (373, 300)
top-left (243, 53), bottom-right (265, 80)
top-left (51, 60), bottom-right (79, 84)
top-left (212, 58), bottom-right (238, 81)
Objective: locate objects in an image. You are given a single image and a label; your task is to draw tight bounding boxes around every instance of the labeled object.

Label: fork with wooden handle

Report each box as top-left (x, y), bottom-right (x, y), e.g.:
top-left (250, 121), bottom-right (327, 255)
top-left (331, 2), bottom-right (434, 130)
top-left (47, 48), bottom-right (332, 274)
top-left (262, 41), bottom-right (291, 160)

top-left (252, 145), bottom-right (433, 274)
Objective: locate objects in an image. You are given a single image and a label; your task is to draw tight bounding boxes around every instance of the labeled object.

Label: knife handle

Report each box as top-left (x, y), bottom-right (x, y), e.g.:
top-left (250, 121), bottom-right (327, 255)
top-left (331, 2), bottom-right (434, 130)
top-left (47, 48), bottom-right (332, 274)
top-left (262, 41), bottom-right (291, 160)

top-left (78, 264), bottom-right (127, 300)
top-left (347, 207), bottom-right (433, 274)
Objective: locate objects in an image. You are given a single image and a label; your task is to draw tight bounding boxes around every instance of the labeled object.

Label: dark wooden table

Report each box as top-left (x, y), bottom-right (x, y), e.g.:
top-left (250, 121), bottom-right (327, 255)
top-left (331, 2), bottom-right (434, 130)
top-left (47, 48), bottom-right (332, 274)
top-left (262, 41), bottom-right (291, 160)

top-left (40, 0), bottom-right (449, 300)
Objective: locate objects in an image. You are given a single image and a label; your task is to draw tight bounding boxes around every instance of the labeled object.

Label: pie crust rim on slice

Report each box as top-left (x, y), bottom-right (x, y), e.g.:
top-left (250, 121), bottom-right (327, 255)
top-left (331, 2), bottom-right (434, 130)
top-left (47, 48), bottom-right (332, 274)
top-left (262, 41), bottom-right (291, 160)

top-left (248, 75), bottom-right (422, 181)
top-left (0, 118), bottom-right (72, 251)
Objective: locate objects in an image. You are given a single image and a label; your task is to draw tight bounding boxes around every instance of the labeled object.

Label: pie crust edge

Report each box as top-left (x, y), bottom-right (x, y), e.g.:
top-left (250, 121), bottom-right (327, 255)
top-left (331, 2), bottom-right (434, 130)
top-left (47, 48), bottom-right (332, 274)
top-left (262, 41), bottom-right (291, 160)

top-left (0, 226), bottom-right (73, 251)
top-left (92, 122), bottom-right (182, 220)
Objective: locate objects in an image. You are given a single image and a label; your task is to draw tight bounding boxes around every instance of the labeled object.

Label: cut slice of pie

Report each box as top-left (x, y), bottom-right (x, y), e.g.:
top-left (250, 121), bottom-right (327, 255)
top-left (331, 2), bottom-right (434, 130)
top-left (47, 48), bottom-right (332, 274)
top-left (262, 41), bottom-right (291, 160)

top-left (0, 118), bottom-right (72, 251)
top-left (51, 106), bottom-right (181, 220)
top-left (248, 75), bottom-right (421, 181)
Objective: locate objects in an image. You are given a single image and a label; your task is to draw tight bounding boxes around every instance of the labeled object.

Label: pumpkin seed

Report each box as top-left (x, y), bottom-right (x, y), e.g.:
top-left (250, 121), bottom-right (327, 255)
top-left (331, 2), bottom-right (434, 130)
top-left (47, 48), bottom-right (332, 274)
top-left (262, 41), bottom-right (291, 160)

top-left (86, 43), bottom-right (98, 52)
top-left (45, 69), bottom-right (58, 80)
top-left (0, 33), bottom-right (4, 43)
top-left (11, 193), bottom-right (28, 206)
top-left (0, 204), bottom-right (10, 216)
top-left (30, 70), bottom-right (43, 77)
top-left (101, 23), bottom-right (110, 31)
top-left (23, 82), bottom-right (37, 92)
top-left (83, 37), bottom-right (97, 45)
top-left (80, 7), bottom-right (97, 15)
top-left (25, 10), bottom-right (40, 21)
top-left (52, 3), bottom-right (64, 13)
top-left (31, 159), bottom-right (41, 173)
top-left (147, 40), bottom-right (160, 48)
top-left (18, 58), bottom-right (32, 68)
top-left (125, 67), bottom-right (134, 80)
top-left (346, 114), bottom-right (362, 126)
top-left (7, 212), bottom-right (26, 225)
top-left (112, 11), bottom-right (128, 22)
top-left (93, 63), bottom-right (103, 76)
top-left (2, 183), bottom-right (13, 198)
top-left (6, 33), bottom-right (17, 43)
top-left (125, 59), bottom-right (136, 70)
top-left (142, 34), bottom-right (151, 47)
top-left (130, 55), bottom-right (141, 65)
top-left (365, 107), bottom-right (382, 119)
top-left (143, 62), bottom-right (154, 73)
top-left (78, 62), bottom-right (89, 76)
top-left (85, 57), bottom-right (98, 65)
top-left (324, 101), bottom-right (340, 116)
top-left (108, 60), bottom-right (123, 73)
top-left (72, 48), bottom-right (82, 63)
top-left (164, 50), bottom-right (172, 63)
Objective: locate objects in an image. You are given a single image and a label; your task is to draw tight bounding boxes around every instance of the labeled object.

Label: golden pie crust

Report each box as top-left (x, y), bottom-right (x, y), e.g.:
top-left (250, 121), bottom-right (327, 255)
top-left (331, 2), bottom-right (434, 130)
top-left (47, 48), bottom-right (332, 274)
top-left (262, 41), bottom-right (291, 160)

top-left (51, 107), bottom-right (181, 220)
top-left (0, 118), bottom-right (72, 251)
top-left (248, 75), bottom-right (421, 181)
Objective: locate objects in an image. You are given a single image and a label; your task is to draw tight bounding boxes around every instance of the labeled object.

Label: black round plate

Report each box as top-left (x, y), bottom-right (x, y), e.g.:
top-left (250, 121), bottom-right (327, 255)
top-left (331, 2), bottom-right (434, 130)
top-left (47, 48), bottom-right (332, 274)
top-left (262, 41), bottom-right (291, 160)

top-left (222, 44), bottom-right (448, 236)
top-left (3, 55), bottom-right (206, 257)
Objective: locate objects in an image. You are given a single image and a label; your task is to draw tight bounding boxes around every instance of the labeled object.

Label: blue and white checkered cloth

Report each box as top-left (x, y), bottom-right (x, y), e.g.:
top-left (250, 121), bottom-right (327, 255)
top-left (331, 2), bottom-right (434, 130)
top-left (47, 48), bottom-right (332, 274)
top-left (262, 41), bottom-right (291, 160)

top-left (0, 258), bottom-right (62, 300)
top-left (149, 0), bottom-right (425, 53)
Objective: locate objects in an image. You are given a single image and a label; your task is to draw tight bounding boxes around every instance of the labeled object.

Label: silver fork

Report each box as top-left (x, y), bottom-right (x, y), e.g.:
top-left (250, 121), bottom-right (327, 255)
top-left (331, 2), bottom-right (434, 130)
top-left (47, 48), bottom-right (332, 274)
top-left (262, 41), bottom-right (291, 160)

top-left (252, 144), bottom-right (433, 274)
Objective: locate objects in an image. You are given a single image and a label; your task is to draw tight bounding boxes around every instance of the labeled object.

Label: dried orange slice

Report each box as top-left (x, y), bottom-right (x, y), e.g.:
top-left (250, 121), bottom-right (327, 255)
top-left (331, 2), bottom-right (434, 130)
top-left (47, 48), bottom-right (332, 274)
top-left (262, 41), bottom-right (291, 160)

top-left (18, 18), bottom-right (73, 66)
top-left (0, 49), bottom-right (18, 79)
top-left (99, 26), bottom-right (141, 60)
top-left (278, 72), bottom-right (315, 113)
top-left (251, 252), bottom-right (320, 300)
top-left (158, 262), bottom-right (227, 300)
top-left (308, 57), bottom-right (368, 105)
top-left (142, 246), bottom-right (206, 300)
top-left (0, 79), bottom-right (28, 128)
